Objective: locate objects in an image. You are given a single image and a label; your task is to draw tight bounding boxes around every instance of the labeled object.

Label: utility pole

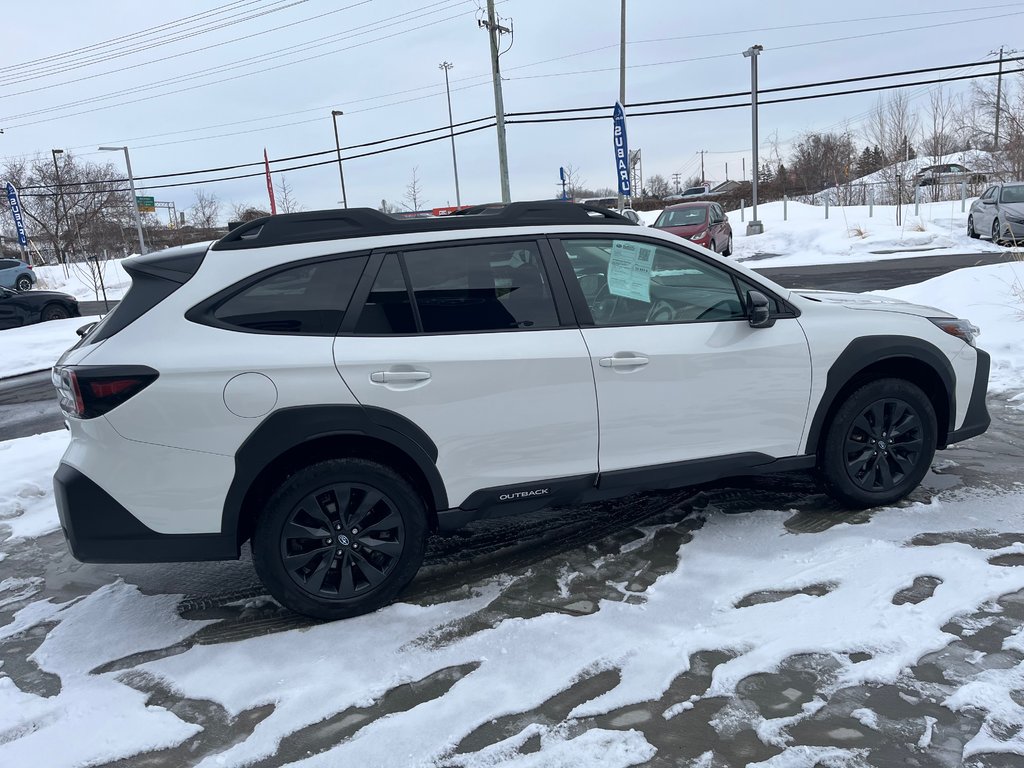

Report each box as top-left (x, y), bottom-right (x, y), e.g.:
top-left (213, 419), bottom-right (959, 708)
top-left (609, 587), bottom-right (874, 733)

top-left (672, 172), bottom-right (681, 193)
top-left (743, 45), bottom-right (764, 236)
top-left (330, 110), bottom-right (348, 209)
top-left (698, 150), bottom-right (706, 182)
top-left (617, 0), bottom-right (626, 210)
top-left (51, 149), bottom-right (67, 264)
top-left (994, 46), bottom-right (1004, 151)
top-left (439, 62), bottom-right (462, 207)
top-left (99, 146), bottom-right (147, 255)
top-left (479, 1), bottom-right (511, 203)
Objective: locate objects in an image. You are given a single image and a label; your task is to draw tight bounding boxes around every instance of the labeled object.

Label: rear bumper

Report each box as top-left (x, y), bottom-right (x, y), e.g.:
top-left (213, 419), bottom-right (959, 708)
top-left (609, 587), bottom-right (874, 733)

top-left (54, 463), bottom-right (238, 563)
top-left (944, 349), bottom-right (990, 447)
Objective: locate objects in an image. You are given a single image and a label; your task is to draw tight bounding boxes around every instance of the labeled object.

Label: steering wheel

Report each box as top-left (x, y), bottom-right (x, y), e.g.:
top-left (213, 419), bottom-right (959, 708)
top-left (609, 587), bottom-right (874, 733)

top-left (590, 284), bottom-right (621, 324)
top-left (646, 300), bottom-right (677, 324)
top-left (695, 300), bottom-right (739, 321)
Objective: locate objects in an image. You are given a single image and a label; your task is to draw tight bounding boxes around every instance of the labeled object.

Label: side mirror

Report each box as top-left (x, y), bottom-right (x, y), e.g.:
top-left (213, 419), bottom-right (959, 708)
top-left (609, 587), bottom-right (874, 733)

top-left (746, 290), bottom-right (775, 328)
top-left (76, 322), bottom-right (97, 338)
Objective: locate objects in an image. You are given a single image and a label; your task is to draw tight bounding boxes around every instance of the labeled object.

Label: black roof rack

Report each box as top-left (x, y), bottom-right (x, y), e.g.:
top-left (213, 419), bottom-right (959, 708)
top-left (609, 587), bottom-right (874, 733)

top-left (211, 200), bottom-right (636, 251)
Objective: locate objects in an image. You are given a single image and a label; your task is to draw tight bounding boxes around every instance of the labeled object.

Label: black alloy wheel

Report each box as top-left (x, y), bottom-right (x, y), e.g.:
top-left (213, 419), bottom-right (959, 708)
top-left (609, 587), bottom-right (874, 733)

top-left (16, 275), bottom-right (32, 291)
top-left (253, 458), bottom-right (427, 620)
top-left (281, 481), bottom-right (405, 600)
top-left (843, 398), bottom-right (923, 492)
top-left (821, 378), bottom-right (936, 508)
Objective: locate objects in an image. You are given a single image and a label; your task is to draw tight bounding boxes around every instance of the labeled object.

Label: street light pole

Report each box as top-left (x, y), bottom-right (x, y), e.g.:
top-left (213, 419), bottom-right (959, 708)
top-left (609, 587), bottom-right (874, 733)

top-left (439, 61), bottom-right (462, 207)
top-left (330, 110), bottom-right (348, 209)
top-left (99, 145), bottom-right (147, 255)
top-left (743, 45), bottom-right (764, 236)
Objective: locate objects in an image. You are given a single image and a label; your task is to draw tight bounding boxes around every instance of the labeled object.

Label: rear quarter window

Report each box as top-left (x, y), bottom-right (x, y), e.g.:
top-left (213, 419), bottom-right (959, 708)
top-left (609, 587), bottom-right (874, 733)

top-left (208, 256), bottom-right (368, 335)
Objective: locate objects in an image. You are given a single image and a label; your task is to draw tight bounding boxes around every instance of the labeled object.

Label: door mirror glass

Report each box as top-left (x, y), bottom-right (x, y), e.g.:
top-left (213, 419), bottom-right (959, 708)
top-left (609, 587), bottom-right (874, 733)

top-left (746, 290), bottom-right (774, 328)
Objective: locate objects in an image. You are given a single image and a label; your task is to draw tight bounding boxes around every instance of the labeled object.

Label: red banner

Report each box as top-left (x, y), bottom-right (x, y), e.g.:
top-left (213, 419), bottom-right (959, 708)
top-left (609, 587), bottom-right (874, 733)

top-left (264, 148), bottom-right (277, 215)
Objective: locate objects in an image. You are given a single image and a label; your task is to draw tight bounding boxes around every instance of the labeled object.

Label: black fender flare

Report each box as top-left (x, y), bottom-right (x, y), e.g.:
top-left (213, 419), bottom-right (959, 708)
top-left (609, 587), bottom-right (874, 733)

top-left (803, 335), bottom-right (956, 455)
top-left (222, 405), bottom-right (448, 542)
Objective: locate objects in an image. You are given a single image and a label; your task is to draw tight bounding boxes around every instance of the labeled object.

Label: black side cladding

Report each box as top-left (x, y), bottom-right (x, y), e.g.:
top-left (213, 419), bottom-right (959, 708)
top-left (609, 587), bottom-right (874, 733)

top-left (85, 242), bottom-right (210, 345)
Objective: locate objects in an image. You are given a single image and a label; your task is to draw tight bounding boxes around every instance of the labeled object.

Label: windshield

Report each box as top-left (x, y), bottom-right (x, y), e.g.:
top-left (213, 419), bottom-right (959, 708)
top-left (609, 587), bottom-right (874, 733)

top-left (1001, 185), bottom-right (1024, 204)
top-left (654, 207), bottom-right (707, 227)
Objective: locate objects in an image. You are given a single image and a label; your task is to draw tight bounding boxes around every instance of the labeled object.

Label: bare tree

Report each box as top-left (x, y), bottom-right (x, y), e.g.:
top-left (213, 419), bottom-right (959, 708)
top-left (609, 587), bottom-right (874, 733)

top-left (1, 152), bottom-right (135, 264)
top-left (403, 167), bottom-right (426, 211)
top-left (922, 88), bottom-right (958, 162)
top-left (274, 175), bottom-right (301, 213)
top-left (230, 203), bottom-right (270, 223)
top-left (189, 189), bottom-right (222, 229)
top-left (863, 93), bottom-right (921, 205)
top-left (562, 163), bottom-right (587, 199)
top-left (646, 173), bottom-right (671, 198)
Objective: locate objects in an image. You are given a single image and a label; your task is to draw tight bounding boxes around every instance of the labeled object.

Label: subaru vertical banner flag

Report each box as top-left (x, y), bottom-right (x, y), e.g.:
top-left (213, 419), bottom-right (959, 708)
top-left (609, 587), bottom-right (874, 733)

top-left (612, 101), bottom-right (631, 197)
top-left (5, 182), bottom-right (28, 247)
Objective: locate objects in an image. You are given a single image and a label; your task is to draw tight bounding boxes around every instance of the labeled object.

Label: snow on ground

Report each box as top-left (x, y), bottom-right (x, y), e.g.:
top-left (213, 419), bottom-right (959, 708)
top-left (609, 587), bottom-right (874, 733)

top-left (880, 263), bottom-right (1024, 399)
top-left (640, 199), bottom-right (1010, 267)
top-left (0, 431), bottom-right (69, 541)
top-left (32, 257), bottom-right (131, 301)
top-left (0, 316), bottom-right (100, 379)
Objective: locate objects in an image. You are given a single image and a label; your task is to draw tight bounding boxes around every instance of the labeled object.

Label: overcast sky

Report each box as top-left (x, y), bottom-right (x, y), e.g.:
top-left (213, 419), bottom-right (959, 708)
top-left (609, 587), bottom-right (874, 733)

top-left (0, 0), bottom-right (1015, 220)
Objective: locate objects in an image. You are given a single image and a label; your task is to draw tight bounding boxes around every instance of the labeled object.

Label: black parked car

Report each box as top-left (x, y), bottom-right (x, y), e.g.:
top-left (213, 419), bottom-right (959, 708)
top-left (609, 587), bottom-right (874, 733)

top-left (0, 286), bottom-right (80, 330)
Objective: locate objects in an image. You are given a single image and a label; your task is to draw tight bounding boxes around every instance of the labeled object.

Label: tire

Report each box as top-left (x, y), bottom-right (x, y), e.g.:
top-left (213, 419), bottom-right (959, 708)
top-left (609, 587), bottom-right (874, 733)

top-left (15, 275), bottom-right (32, 291)
top-left (722, 235), bottom-right (733, 257)
top-left (709, 240), bottom-right (716, 253)
top-left (41, 304), bottom-right (70, 321)
top-left (252, 458), bottom-right (428, 620)
top-left (820, 378), bottom-right (936, 509)
top-left (992, 219), bottom-right (1003, 245)
top-left (967, 215), bottom-right (979, 239)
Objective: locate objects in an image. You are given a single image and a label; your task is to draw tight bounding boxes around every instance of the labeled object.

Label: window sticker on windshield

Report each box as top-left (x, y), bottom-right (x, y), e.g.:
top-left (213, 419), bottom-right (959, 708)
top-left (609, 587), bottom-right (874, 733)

top-left (607, 240), bottom-right (653, 303)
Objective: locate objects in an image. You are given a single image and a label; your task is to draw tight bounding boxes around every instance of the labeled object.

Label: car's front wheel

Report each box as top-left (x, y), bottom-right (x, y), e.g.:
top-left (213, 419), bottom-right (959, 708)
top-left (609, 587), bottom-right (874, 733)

top-left (15, 275), bottom-right (32, 291)
top-left (41, 304), bottom-right (70, 321)
top-left (967, 215), bottom-right (979, 239)
top-left (992, 219), bottom-right (1003, 245)
top-left (820, 378), bottom-right (936, 508)
top-left (252, 458), bottom-right (427, 620)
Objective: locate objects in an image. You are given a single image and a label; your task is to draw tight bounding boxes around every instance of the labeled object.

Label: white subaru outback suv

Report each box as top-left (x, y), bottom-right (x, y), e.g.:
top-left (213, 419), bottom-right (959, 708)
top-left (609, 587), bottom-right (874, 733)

top-left (52, 202), bottom-right (990, 620)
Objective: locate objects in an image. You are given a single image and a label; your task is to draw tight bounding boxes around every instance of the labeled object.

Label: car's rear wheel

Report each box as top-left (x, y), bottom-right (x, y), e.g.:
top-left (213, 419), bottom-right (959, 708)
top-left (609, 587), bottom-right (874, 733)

top-left (41, 304), bottom-right (70, 321)
top-left (820, 378), bottom-right (936, 508)
top-left (15, 275), bottom-right (32, 291)
top-left (967, 215), bottom-right (979, 239)
top-left (252, 458), bottom-right (427, 620)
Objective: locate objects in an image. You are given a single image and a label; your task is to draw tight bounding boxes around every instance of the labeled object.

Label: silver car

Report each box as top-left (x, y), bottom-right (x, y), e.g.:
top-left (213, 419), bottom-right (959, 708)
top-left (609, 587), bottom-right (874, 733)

top-left (968, 182), bottom-right (1024, 245)
top-left (0, 258), bottom-right (36, 291)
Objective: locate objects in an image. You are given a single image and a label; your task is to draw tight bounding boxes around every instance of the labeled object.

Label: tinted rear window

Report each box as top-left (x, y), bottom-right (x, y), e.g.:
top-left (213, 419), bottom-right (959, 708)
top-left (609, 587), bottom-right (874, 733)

top-left (213, 256), bottom-right (367, 335)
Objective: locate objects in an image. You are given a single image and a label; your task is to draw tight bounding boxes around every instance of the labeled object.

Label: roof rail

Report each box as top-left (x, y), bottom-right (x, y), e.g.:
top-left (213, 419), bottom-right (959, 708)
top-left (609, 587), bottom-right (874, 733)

top-left (211, 200), bottom-right (637, 251)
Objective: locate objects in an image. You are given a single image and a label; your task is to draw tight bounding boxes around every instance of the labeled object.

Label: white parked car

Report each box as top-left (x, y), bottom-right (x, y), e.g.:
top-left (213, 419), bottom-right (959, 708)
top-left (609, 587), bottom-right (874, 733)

top-left (53, 202), bottom-right (990, 619)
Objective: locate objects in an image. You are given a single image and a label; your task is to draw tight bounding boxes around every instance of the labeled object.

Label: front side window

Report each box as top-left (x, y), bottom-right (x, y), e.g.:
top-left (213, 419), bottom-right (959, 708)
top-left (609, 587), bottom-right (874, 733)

top-left (402, 241), bottom-right (559, 333)
top-left (212, 256), bottom-right (367, 334)
top-left (562, 238), bottom-right (747, 326)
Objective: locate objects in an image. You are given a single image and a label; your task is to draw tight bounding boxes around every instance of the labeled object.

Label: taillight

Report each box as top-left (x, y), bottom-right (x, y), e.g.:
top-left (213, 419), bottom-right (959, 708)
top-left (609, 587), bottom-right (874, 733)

top-left (54, 366), bottom-right (158, 419)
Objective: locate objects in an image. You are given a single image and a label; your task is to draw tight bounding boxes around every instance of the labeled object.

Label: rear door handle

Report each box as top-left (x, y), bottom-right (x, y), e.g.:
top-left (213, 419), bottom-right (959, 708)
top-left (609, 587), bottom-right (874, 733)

top-left (599, 356), bottom-right (649, 368)
top-left (370, 370), bottom-right (432, 383)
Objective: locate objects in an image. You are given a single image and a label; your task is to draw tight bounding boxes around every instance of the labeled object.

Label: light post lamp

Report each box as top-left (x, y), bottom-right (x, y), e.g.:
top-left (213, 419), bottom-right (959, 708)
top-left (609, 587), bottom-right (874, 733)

top-left (439, 61), bottom-right (462, 207)
top-left (743, 44), bottom-right (764, 236)
top-left (330, 110), bottom-right (348, 209)
top-left (99, 145), bottom-right (147, 255)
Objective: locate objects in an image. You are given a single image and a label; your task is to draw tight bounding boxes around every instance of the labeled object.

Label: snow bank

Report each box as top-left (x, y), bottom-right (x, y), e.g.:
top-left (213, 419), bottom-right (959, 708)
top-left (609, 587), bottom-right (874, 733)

top-left (32, 258), bottom-right (132, 301)
top-left (0, 316), bottom-right (99, 379)
top-left (881, 263), bottom-right (1024, 398)
top-left (0, 430), bottom-right (68, 541)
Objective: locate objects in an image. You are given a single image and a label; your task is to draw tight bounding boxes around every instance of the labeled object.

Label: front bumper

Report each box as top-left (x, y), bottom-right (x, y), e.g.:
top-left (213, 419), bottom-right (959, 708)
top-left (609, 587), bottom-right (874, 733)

top-left (944, 349), bottom-right (990, 446)
top-left (54, 463), bottom-right (238, 563)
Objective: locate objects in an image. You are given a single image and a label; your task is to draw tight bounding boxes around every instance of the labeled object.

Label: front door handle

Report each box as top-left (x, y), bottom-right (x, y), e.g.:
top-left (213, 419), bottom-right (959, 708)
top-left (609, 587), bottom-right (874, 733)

top-left (599, 356), bottom-right (649, 368)
top-left (370, 370), bottom-right (432, 383)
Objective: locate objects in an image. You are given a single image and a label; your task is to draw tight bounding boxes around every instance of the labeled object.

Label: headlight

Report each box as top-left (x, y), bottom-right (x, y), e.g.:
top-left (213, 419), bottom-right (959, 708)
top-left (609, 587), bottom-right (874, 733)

top-left (929, 317), bottom-right (979, 346)
top-left (690, 229), bottom-right (708, 241)
top-left (1006, 215), bottom-right (1024, 224)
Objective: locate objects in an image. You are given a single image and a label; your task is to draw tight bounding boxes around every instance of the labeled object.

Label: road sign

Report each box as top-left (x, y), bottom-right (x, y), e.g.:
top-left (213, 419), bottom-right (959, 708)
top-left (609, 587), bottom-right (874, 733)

top-left (136, 195), bottom-right (155, 213)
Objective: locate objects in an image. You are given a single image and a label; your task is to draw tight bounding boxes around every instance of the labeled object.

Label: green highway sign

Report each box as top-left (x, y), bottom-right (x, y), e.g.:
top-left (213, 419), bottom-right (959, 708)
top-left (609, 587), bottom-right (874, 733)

top-left (136, 195), bottom-right (155, 212)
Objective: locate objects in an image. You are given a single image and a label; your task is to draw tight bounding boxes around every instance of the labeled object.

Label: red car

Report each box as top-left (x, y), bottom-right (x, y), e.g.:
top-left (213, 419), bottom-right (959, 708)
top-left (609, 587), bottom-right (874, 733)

top-left (652, 202), bottom-right (733, 256)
